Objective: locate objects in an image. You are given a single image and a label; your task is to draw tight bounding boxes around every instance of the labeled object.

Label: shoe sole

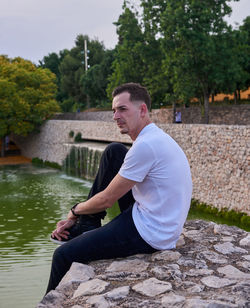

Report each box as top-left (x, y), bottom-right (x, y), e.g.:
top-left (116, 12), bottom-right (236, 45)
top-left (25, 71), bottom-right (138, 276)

top-left (49, 227), bottom-right (99, 245)
top-left (50, 237), bottom-right (67, 245)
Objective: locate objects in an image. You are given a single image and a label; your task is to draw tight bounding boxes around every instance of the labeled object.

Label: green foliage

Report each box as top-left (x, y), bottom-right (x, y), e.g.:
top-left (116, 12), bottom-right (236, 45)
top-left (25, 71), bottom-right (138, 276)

top-left (115, 0), bottom-right (248, 117)
top-left (0, 56), bottom-right (60, 144)
top-left (69, 130), bottom-right (75, 138)
top-left (106, 5), bottom-right (145, 99)
top-left (39, 50), bottom-right (69, 102)
top-left (74, 132), bottom-right (84, 142)
top-left (36, 2), bottom-right (250, 114)
top-left (60, 97), bottom-right (77, 112)
top-left (81, 50), bottom-right (115, 108)
top-left (238, 16), bottom-right (250, 91)
top-left (240, 215), bottom-right (250, 230)
top-left (150, 0), bottom-right (242, 123)
top-left (189, 199), bottom-right (250, 231)
top-left (39, 34), bottom-right (111, 112)
top-left (31, 157), bottom-right (61, 170)
top-left (31, 157), bottom-right (44, 164)
top-left (59, 35), bottom-right (107, 111)
top-left (140, 0), bottom-right (172, 107)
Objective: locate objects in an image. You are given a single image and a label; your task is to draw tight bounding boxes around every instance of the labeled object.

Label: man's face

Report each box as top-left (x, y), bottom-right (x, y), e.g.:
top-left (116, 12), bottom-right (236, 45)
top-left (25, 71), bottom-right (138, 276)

top-left (112, 92), bottom-right (143, 140)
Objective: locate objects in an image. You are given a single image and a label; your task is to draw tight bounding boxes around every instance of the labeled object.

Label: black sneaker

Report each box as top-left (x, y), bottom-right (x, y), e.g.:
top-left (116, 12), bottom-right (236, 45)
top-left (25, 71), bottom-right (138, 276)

top-left (50, 215), bottom-right (101, 245)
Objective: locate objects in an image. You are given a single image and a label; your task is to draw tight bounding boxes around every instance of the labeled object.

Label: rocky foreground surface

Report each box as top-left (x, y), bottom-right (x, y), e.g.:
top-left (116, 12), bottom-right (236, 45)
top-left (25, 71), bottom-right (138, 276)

top-left (38, 220), bottom-right (250, 308)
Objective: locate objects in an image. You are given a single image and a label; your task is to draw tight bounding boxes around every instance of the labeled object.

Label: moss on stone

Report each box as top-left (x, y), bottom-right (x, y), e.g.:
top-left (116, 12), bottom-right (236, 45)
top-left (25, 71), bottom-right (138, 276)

top-left (189, 199), bottom-right (250, 231)
top-left (32, 157), bottom-right (61, 170)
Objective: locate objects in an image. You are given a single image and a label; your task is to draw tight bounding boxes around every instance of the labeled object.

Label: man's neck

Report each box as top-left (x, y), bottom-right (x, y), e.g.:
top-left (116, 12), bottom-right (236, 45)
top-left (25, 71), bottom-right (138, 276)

top-left (130, 119), bottom-right (152, 141)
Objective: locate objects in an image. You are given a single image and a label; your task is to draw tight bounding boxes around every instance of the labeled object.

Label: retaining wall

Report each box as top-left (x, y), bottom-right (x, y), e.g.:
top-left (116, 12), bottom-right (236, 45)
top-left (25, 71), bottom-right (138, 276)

top-left (52, 104), bottom-right (250, 125)
top-left (13, 120), bottom-right (250, 215)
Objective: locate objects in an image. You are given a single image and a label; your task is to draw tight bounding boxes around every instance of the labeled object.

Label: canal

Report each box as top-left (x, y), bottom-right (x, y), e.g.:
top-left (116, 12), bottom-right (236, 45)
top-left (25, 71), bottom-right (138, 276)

top-left (0, 164), bottom-right (99, 308)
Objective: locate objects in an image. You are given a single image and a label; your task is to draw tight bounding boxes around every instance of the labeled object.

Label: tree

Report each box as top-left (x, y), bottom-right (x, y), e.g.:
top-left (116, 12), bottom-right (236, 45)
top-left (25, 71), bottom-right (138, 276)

top-left (140, 0), bottom-right (171, 108)
top-left (39, 50), bottom-right (69, 103)
top-left (39, 35), bottom-right (113, 111)
top-left (237, 16), bottom-right (250, 94)
top-left (215, 28), bottom-right (249, 103)
top-left (59, 35), bottom-right (106, 111)
top-left (81, 49), bottom-right (115, 108)
top-left (106, 3), bottom-right (145, 98)
top-left (0, 56), bottom-right (60, 157)
top-left (141, 0), bottom-right (241, 123)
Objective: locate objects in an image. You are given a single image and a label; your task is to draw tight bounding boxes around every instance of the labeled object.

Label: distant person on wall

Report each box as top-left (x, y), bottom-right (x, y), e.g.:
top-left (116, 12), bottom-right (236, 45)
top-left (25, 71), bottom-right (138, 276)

top-left (46, 83), bottom-right (192, 294)
top-left (5, 136), bottom-right (9, 151)
top-left (175, 111), bottom-right (182, 123)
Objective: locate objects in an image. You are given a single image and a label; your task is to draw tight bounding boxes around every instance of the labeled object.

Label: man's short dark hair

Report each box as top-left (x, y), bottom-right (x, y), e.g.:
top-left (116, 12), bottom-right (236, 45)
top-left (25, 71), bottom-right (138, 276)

top-left (112, 83), bottom-right (151, 110)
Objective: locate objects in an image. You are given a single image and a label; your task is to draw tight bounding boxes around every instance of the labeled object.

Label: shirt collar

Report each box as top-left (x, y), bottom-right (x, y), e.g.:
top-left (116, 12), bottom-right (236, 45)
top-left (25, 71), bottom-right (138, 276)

top-left (137, 123), bottom-right (156, 138)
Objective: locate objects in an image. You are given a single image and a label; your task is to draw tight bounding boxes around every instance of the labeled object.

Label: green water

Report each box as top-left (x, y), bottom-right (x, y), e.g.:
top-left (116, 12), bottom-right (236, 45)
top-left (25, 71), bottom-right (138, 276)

top-left (0, 164), bottom-right (248, 308)
top-left (0, 164), bottom-right (98, 308)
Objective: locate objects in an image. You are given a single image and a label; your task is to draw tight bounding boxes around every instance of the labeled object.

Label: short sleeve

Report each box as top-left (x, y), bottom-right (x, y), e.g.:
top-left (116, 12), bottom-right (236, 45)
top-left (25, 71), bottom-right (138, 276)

top-left (119, 141), bottom-right (154, 182)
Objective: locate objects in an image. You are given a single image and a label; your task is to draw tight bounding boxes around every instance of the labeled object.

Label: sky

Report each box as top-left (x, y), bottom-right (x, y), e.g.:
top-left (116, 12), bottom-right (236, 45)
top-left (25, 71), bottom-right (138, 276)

top-left (0, 0), bottom-right (249, 64)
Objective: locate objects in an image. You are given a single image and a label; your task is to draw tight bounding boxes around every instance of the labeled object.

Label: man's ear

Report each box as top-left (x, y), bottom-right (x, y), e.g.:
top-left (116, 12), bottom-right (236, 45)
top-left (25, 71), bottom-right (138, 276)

top-left (140, 103), bottom-right (148, 117)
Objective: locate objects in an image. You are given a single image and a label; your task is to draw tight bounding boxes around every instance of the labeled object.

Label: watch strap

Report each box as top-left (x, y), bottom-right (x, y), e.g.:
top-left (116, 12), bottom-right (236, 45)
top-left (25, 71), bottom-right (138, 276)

top-left (71, 203), bottom-right (80, 217)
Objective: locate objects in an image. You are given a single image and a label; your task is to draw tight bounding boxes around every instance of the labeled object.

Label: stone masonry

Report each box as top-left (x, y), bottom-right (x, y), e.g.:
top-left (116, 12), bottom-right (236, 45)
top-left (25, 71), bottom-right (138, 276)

top-left (37, 220), bottom-right (250, 308)
top-left (13, 121), bottom-right (250, 215)
top-left (52, 105), bottom-right (250, 125)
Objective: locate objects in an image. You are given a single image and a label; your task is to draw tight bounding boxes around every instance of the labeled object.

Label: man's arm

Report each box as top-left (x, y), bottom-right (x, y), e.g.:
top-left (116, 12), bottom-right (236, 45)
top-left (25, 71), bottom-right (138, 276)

top-left (52, 174), bottom-right (136, 240)
top-left (67, 174), bottom-right (136, 219)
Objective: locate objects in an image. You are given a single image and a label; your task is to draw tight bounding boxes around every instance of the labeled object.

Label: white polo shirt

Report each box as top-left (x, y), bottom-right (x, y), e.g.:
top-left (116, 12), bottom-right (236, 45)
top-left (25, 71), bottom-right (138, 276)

top-left (119, 123), bottom-right (192, 250)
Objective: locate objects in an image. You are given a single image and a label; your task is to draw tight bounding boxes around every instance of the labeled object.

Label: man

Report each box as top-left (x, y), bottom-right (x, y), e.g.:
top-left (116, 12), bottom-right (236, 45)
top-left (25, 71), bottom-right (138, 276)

top-left (46, 83), bottom-right (192, 293)
top-left (175, 110), bottom-right (182, 123)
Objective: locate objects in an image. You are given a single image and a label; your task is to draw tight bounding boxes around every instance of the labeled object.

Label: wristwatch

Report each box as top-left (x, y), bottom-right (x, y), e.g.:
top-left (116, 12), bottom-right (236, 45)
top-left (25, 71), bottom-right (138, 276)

top-left (71, 203), bottom-right (81, 217)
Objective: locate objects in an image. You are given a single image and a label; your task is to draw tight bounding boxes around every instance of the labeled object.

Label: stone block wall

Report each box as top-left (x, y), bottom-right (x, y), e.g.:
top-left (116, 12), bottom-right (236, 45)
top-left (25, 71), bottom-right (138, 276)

top-left (53, 111), bottom-right (113, 122)
top-left (13, 120), bottom-right (250, 215)
top-left (172, 105), bottom-right (250, 125)
top-left (150, 105), bottom-right (250, 125)
top-left (52, 104), bottom-right (250, 125)
top-left (157, 124), bottom-right (249, 215)
top-left (13, 120), bottom-right (131, 165)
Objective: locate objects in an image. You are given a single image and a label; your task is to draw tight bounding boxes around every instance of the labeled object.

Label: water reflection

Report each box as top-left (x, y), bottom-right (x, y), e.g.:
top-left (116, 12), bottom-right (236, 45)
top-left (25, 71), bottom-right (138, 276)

top-left (0, 164), bottom-right (93, 308)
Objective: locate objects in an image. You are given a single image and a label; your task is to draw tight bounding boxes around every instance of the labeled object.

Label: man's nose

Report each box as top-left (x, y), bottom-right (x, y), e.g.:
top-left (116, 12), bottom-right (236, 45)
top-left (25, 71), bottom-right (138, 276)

top-left (113, 111), bottom-right (120, 120)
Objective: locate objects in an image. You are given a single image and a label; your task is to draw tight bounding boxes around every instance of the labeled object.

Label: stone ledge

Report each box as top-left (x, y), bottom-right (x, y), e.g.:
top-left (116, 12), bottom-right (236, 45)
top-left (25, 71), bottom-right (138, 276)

top-left (38, 220), bottom-right (250, 308)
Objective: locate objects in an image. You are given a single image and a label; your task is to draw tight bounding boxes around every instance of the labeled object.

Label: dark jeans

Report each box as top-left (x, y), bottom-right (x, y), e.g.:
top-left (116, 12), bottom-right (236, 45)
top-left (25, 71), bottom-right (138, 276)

top-left (46, 143), bottom-right (158, 293)
top-left (84, 142), bottom-right (135, 219)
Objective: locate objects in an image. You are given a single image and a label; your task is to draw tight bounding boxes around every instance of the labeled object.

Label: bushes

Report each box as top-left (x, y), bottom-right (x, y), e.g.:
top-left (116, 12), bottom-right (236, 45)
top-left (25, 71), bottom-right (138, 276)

top-left (69, 130), bottom-right (74, 138)
top-left (189, 199), bottom-right (250, 231)
top-left (74, 132), bottom-right (84, 142)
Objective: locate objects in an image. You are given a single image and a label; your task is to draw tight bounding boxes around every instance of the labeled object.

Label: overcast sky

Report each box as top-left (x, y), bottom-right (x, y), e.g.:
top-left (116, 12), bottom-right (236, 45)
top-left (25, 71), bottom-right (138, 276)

top-left (1, 0), bottom-right (249, 64)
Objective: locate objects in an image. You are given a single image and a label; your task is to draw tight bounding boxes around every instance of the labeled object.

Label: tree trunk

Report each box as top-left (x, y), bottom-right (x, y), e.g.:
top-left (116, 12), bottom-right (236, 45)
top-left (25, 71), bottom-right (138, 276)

top-left (204, 92), bottom-right (209, 124)
top-left (172, 101), bottom-right (176, 123)
top-left (211, 93), bottom-right (214, 104)
top-left (1, 137), bottom-right (5, 157)
top-left (237, 89), bottom-right (241, 101)
top-left (86, 95), bottom-right (90, 109)
top-left (234, 91), bottom-right (237, 104)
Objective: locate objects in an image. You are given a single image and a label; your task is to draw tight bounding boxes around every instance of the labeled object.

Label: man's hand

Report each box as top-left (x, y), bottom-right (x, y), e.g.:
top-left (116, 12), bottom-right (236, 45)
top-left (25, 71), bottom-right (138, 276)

top-left (51, 219), bottom-right (76, 241)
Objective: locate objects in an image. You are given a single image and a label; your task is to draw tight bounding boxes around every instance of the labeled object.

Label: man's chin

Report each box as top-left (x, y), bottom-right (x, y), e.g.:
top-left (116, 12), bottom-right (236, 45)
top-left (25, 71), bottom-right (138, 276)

top-left (119, 128), bottom-right (128, 135)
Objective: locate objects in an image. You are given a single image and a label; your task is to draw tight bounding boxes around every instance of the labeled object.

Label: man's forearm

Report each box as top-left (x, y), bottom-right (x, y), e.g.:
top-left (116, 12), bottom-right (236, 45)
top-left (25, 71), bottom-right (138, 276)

top-left (67, 191), bottom-right (112, 220)
top-left (66, 174), bottom-right (136, 220)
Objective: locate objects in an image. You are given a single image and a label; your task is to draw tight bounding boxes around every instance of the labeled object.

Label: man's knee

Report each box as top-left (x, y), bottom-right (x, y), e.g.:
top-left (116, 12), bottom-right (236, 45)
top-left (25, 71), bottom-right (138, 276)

top-left (103, 142), bottom-right (128, 159)
top-left (52, 244), bottom-right (68, 265)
